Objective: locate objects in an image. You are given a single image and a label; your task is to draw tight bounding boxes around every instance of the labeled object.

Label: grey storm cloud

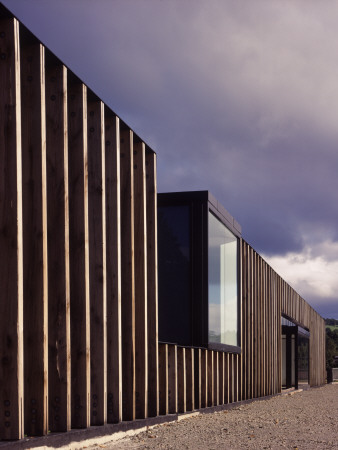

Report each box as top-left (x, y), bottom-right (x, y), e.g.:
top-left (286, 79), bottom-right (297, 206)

top-left (3, 0), bottom-right (338, 317)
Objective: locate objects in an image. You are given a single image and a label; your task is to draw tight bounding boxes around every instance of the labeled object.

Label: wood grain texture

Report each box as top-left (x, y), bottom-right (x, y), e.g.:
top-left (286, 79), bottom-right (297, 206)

top-left (145, 150), bottom-right (159, 418)
top-left (177, 347), bottom-right (186, 413)
top-left (200, 349), bottom-right (208, 408)
top-left (213, 351), bottom-right (219, 406)
top-left (0, 16), bottom-right (24, 440)
top-left (185, 348), bottom-right (194, 412)
top-left (224, 353), bottom-right (229, 404)
top-left (120, 128), bottom-right (135, 421)
top-left (46, 61), bottom-right (71, 432)
top-left (219, 353), bottom-right (224, 406)
top-left (239, 238), bottom-right (325, 401)
top-left (159, 344), bottom-right (168, 416)
top-left (88, 99), bottom-right (107, 425)
top-left (207, 350), bottom-right (214, 407)
top-left (194, 349), bottom-right (202, 410)
top-left (228, 354), bottom-right (233, 404)
top-left (21, 39), bottom-right (48, 437)
top-left (167, 345), bottom-right (177, 414)
top-left (68, 81), bottom-right (90, 429)
top-left (105, 113), bottom-right (122, 423)
top-left (134, 140), bottom-right (148, 419)
top-left (233, 354), bottom-right (238, 403)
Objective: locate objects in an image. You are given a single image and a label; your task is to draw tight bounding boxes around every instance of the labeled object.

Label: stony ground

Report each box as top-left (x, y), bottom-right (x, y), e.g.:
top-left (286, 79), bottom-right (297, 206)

top-left (87, 384), bottom-right (338, 450)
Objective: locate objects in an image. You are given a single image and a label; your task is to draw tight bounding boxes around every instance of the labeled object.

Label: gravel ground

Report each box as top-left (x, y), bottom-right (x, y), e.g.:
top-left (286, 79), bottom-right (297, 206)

top-left (87, 384), bottom-right (337, 450)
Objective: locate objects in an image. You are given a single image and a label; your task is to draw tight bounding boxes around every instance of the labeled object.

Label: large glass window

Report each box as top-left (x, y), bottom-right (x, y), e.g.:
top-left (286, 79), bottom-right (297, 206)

top-left (208, 211), bottom-right (238, 346)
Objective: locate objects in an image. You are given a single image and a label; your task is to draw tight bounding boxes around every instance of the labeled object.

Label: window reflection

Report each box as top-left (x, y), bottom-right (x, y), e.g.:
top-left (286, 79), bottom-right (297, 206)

top-left (158, 205), bottom-right (191, 345)
top-left (298, 329), bottom-right (309, 385)
top-left (208, 211), bottom-right (238, 346)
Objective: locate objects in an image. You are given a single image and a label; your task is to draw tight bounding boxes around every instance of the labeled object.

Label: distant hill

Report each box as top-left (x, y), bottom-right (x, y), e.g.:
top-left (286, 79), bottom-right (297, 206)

top-left (325, 318), bottom-right (338, 332)
top-left (325, 318), bottom-right (338, 326)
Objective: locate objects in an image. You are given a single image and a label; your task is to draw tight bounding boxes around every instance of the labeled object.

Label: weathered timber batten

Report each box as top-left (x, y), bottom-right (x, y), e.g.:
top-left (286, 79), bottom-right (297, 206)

top-left (156, 239), bottom-right (326, 412)
top-left (0, 3), bottom-right (325, 443)
top-left (0, 4), bottom-right (157, 440)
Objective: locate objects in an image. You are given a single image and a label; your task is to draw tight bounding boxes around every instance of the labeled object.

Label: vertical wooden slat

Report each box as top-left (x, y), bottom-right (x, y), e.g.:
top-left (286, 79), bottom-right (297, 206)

top-left (257, 258), bottom-right (261, 398)
top-left (266, 267), bottom-right (270, 396)
top-left (279, 282), bottom-right (282, 391)
top-left (159, 344), bottom-right (168, 416)
top-left (241, 238), bottom-right (326, 403)
top-left (134, 140), bottom-right (148, 419)
top-left (46, 61), bottom-right (70, 432)
top-left (265, 263), bottom-right (268, 395)
top-left (245, 245), bottom-right (250, 399)
top-left (213, 352), bottom-right (219, 406)
top-left (224, 353), bottom-right (229, 404)
top-left (219, 353), bottom-right (224, 405)
top-left (228, 354), bottom-right (233, 403)
top-left (194, 349), bottom-right (201, 410)
top-left (207, 350), bottom-right (214, 407)
top-left (254, 253), bottom-right (258, 398)
top-left (177, 347), bottom-right (186, 413)
top-left (200, 349), bottom-right (207, 408)
top-left (244, 242), bottom-right (249, 400)
top-left (262, 262), bottom-right (266, 397)
top-left (233, 354), bottom-right (238, 403)
top-left (250, 248), bottom-right (254, 398)
top-left (185, 348), bottom-right (194, 412)
top-left (0, 16), bottom-right (24, 440)
top-left (68, 81), bottom-right (90, 428)
top-left (260, 258), bottom-right (263, 397)
top-left (239, 238), bottom-right (243, 402)
top-left (120, 127), bottom-right (135, 421)
top-left (88, 98), bottom-right (106, 425)
top-left (145, 149), bottom-right (158, 417)
top-left (242, 243), bottom-right (246, 401)
top-left (237, 354), bottom-right (242, 402)
top-left (274, 271), bottom-right (277, 393)
top-left (247, 243), bottom-right (250, 399)
top-left (270, 269), bottom-right (274, 394)
top-left (105, 113), bottom-right (122, 423)
top-left (271, 269), bottom-right (274, 394)
top-left (167, 345), bottom-right (177, 414)
top-left (21, 38), bottom-right (48, 436)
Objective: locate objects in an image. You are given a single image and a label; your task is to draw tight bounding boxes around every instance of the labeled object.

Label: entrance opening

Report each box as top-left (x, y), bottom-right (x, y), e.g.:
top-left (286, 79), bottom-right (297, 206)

top-left (281, 316), bottom-right (310, 389)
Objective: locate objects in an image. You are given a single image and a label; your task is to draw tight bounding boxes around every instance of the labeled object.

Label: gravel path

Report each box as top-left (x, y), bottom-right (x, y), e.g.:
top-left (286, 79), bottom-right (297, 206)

top-left (87, 384), bottom-right (337, 450)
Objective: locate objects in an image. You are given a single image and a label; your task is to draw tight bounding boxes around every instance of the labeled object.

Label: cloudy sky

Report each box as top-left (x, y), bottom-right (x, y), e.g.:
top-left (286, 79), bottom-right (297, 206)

top-left (3, 0), bottom-right (338, 319)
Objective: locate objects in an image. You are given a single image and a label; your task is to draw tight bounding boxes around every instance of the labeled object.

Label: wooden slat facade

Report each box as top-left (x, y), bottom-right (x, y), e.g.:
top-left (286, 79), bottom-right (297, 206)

top-left (46, 58), bottom-right (70, 433)
top-left (145, 148), bottom-right (159, 418)
top-left (0, 5), bottom-right (158, 440)
top-left (105, 113), bottom-right (122, 424)
top-left (68, 79), bottom-right (90, 430)
top-left (0, 3), bottom-right (326, 442)
top-left (0, 14), bottom-right (24, 441)
top-left (134, 140), bottom-right (148, 420)
top-left (88, 97), bottom-right (106, 426)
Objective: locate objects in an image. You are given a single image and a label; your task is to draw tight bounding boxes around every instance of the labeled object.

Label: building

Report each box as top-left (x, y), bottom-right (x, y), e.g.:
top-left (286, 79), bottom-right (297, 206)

top-left (158, 191), bottom-right (322, 408)
top-left (0, 3), bottom-right (325, 443)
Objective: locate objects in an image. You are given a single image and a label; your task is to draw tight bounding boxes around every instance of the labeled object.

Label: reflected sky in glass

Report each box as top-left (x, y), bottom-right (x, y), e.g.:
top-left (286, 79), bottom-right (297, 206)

top-left (208, 212), bottom-right (238, 346)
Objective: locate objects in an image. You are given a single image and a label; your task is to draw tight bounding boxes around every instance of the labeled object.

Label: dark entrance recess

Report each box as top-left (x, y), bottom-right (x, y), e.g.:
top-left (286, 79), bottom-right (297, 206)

top-left (282, 316), bottom-right (310, 389)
